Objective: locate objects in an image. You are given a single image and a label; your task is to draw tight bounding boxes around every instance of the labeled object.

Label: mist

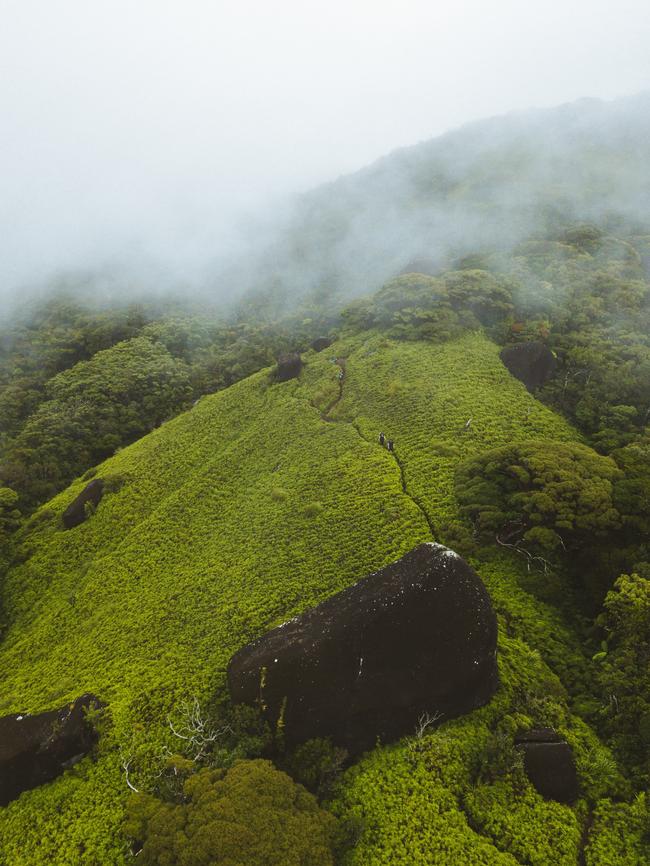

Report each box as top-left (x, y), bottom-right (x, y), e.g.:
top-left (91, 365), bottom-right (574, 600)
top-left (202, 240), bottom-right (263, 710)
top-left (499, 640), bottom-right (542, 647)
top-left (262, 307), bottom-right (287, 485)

top-left (1, 0), bottom-right (650, 316)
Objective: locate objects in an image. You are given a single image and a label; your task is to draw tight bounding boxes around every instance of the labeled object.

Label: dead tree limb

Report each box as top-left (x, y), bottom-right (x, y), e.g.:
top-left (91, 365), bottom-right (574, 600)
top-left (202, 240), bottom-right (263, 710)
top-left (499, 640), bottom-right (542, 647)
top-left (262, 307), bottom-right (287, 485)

top-left (167, 697), bottom-right (232, 763)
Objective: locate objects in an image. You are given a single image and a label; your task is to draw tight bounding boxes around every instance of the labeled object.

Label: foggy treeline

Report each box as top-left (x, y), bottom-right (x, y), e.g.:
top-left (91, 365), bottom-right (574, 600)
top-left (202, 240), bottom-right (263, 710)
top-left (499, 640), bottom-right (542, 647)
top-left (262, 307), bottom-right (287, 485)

top-left (2, 91), bottom-right (650, 325)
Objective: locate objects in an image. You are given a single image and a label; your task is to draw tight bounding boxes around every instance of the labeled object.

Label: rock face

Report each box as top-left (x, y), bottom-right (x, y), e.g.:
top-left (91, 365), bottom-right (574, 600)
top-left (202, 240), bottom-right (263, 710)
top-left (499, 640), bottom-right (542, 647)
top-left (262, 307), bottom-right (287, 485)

top-left (275, 353), bottom-right (303, 382)
top-left (228, 543), bottom-right (499, 756)
top-left (310, 337), bottom-right (333, 353)
top-left (0, 694), bottom-right (103, 806)
top-left (62, 479), bottom-right (104, 529)
top-left (515, 728), bottom-right (578, 803)
top-left (499, 341), bottom-right (557, 392)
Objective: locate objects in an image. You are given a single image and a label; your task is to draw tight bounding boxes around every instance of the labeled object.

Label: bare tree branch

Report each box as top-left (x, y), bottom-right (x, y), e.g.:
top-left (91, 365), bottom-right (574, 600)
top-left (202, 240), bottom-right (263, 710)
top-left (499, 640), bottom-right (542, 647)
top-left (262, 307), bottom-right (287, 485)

top-left (167, 697), bottom-right (232, 763)
top-left (414, 710), bottom-right (444, 739)
top-left (495, 533), bottom-right (552, 573)
top-left (120, 750), bottom-right (139, 793)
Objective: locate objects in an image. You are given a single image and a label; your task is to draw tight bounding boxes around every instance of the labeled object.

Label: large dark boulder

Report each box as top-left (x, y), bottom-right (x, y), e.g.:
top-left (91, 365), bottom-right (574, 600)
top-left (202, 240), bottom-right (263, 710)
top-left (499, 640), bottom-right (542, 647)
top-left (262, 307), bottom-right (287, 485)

top-left (0, 694), bottom-right (103, 806)
top-left (228, 543), bottom-right (499, 756)
top-left (515, 728), bottom-right (578, 803)
top-left (275, 353), bottom-right (303, 382)
top-left (310, 337), bottom-right (333, 353)
top-left (499, 341), bottom-right (557, 392)
top-left (62, 478), bottom-right (104, 529)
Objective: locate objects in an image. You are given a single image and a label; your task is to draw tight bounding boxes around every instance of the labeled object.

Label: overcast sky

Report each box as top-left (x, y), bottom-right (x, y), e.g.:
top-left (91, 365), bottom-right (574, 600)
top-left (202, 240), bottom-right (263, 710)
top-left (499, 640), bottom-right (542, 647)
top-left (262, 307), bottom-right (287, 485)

top-left (1, 0), bottom-right (649, 296)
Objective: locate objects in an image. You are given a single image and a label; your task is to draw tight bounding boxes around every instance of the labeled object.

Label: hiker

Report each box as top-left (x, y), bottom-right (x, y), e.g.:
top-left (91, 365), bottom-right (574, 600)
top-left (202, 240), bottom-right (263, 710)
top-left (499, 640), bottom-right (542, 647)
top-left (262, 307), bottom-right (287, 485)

top-left (338, 369), bottom-right (344, 381)
top-left (379, 432), bottom-right (385, 446)
top-left (387, 439), bottom-right (394, 452)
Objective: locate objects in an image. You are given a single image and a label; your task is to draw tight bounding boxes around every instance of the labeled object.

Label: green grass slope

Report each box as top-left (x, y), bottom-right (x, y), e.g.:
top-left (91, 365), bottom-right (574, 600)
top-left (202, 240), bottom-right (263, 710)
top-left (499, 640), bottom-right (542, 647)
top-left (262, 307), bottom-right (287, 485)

top-left (0, 332), bottom-right (645, 865)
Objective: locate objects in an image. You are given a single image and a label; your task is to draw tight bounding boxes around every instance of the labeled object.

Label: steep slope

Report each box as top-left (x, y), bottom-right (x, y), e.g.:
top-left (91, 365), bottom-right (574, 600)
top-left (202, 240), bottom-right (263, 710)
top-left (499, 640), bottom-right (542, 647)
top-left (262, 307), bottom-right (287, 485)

top-left (0, 333), bottom-right (645, 864)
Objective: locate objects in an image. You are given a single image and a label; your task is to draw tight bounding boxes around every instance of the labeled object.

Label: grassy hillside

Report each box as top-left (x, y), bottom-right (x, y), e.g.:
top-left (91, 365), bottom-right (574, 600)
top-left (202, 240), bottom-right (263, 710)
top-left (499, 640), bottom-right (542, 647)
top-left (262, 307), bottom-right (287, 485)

top-left (0, 332), bottom-right (646, 864)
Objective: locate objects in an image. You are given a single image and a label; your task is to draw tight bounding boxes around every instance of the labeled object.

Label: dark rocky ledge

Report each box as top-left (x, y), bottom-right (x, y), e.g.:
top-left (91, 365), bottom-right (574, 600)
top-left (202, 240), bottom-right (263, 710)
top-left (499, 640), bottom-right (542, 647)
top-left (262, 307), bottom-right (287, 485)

top-left (228, 543), bottom-right (499, 756)
top-left (0, 694), bottom-right (103, 806)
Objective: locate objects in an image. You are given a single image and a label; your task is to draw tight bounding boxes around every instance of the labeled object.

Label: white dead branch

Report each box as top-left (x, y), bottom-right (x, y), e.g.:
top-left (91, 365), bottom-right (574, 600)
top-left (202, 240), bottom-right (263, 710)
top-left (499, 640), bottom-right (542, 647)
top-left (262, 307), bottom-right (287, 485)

top-left (167, 697), bottom-right (232, 762)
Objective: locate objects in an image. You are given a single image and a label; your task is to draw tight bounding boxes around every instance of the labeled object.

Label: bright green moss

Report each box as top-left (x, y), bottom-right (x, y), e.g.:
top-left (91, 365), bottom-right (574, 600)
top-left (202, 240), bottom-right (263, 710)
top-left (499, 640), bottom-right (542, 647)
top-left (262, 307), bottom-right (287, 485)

top-left (464, 780), bottom-right (582, 865)
top-left (584, 796), bottom-right (649, 866)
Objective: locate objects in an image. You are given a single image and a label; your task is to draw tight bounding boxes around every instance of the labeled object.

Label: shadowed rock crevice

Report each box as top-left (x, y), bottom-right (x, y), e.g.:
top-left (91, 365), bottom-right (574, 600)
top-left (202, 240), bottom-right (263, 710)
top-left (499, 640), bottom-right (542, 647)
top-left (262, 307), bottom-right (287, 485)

top-left (228, 543), bottom-right (499, 756)
top-left (499, 341), bottom-right (557, 392)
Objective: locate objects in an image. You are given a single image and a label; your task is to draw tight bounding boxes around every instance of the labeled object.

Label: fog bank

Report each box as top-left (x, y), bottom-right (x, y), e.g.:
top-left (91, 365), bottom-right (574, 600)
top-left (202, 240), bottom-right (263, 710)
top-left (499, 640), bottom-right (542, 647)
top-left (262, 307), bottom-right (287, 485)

top-left (1, 0), bottom-right (649, 312)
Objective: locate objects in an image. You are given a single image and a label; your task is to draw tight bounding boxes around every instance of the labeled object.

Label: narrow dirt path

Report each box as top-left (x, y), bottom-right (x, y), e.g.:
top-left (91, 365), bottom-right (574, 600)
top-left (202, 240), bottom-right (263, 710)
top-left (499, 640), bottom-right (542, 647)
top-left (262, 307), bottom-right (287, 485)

top-left (317, 358), bottom-right (437, 541)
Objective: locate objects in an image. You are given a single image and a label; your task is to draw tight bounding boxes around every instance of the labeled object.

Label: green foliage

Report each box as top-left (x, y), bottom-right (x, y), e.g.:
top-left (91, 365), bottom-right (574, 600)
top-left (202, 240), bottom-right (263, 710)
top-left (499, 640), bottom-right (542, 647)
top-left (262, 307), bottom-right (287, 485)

top-left (0, 337), bottom-right (193, 509)
top-left (499, 232), bottom-right (650, 453)
top-left (611, 435), bottom-right (650, 541)
top-left (0, 298), bottom-right (337, 514)
top-left (0, 327), bottom-right (641, 864)
top-left (124, 759), bottom-right (338, 866)
top-left (283, 738), bottom-right (347, 798)
top-left (596, 574), bottom-right (650, 788)
top-left (456, 440), bottom-right (622, 557)
top-left (584, 795), bottom-right (649, 866)
top-left (0, 134), bottom-right (649, 865)
top-left (0, 486), bottom-right (21, 622)
top-left (464, 779), bottom-right (582, 865)
top-left (302, 501), bottom-right (324, 518)
top-left (341, 270), bottom-right (514, 341)
top-left (0, 486), bottom-right (20, 540)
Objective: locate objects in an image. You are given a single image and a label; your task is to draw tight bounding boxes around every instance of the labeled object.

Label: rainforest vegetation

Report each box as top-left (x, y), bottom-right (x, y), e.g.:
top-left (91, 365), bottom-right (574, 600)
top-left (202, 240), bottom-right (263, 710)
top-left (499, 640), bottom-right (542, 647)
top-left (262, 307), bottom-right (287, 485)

top-left (1, 98), bottom-right (650, 866)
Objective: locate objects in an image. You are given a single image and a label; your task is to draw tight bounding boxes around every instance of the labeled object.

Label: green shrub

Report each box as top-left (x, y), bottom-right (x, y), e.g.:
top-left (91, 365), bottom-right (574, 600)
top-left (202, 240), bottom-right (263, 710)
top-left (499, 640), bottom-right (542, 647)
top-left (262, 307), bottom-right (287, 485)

top-left (596, 574), bottom-right (650, 788)
top-left (283, 738), bottom-right (347, 798)
top-left (124, 759), bottom-right (338, 866)
top-left (456, 440), bottom-right (622, 554)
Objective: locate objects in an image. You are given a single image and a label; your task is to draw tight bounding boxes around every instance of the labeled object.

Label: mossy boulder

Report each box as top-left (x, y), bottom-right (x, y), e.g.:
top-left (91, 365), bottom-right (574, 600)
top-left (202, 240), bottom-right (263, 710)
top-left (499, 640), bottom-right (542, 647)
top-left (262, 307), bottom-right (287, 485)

top-left (275, 353), bottom-right (303, 382)
top-left (228, 543), bottom-right (499, 755)
top-left (0, 694), bottom-right (103, 806)
top-left (310, 337), bottom-right (333, 353)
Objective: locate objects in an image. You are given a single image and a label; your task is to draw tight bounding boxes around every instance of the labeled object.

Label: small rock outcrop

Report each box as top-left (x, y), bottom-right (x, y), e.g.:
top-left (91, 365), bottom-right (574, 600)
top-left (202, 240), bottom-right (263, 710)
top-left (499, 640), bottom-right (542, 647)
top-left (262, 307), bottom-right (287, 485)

top-left (62, 479), bottom-right (104, 529)
top-left (0, 694), bottom-right (103, 806)
top-left (228, 543), bottom-right (499, 756)
top-left (499, 341), bottom-right (557, 392)
top-left (515, 728), bottom-right (578, 803)
top-left (310, 337), bottom-right (333, 353)
top-left (275, 353), bottom-right (303, 382)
